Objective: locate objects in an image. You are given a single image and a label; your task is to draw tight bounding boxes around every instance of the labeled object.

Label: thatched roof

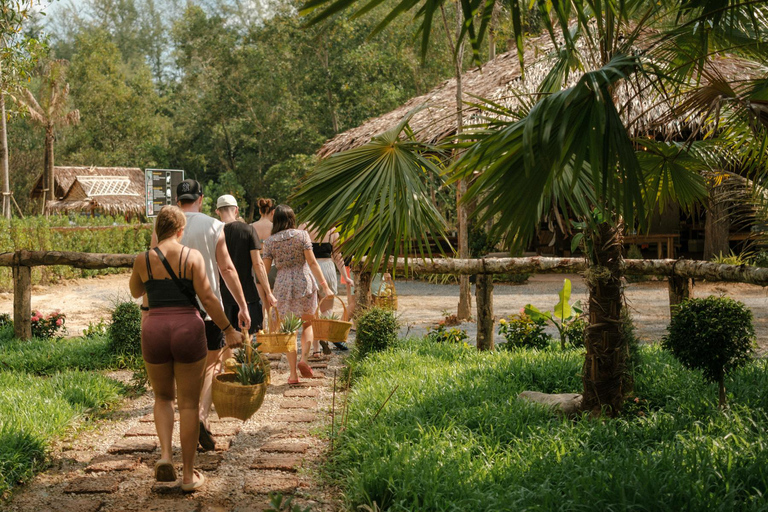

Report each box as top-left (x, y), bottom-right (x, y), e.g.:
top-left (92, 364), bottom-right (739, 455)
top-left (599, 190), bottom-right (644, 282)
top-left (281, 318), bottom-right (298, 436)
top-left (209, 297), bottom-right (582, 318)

top-left (31, 166), bottom-right (145, 216)
top-left (318, 32), bottom-right (762, 158)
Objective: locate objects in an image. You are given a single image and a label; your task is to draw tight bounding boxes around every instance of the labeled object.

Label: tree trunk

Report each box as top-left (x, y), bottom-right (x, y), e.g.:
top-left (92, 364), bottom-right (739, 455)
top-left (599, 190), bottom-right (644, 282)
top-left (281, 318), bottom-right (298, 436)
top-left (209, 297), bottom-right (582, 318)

top-left (718, 376), bottom-right (726, 408)
top-left (355, 270), bottom-right (372, 311)
top-left (703, 182), bottom-right (730, 261)
top-left (668, 275), bottom-right (693, 318)
top-left (475, 274), bottom-right (494, 350)
top-left (0, 88), bottom-right (10, 219)
top-left (41, 128), bottom-right (54, 215)
top-left (582, 222), bottom-right (627, 415)
top-left (13, 264), bottom-right (31, 340)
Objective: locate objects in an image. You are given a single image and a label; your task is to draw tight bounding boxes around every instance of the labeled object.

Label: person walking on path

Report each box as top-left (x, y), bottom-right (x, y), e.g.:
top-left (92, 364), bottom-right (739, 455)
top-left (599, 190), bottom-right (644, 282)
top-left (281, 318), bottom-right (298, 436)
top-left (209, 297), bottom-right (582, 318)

top-left (175, 179), bottom-right (250, 451)
top-left (130, 206), bottom-right (241, 492)
top-left (252, 198), bottom-right (277, 318)
top-left (215, 194), bottom-right (277, 337)
top-left (303, 223), bottom-right (353, 354)
top-left (262, 205), bottom-right (333, 384)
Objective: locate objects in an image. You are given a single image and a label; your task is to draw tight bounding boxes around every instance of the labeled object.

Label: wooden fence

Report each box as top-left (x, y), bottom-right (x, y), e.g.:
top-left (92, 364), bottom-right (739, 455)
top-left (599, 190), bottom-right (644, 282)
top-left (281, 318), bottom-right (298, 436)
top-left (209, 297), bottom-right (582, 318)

top-left (4, 250), bottom-right (768, 342)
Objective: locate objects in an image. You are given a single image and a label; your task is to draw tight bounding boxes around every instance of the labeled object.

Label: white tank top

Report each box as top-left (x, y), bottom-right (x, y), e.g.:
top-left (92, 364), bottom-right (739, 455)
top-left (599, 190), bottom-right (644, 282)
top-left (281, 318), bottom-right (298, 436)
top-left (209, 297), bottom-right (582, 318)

top-left (182, 212), bottom-right (224, 318)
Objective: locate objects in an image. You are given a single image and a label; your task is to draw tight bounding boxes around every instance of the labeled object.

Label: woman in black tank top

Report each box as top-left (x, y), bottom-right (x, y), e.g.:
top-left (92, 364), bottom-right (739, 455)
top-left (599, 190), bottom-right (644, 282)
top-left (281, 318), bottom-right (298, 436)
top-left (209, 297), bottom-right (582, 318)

top-left (129, 206), bottom-right (240, 492)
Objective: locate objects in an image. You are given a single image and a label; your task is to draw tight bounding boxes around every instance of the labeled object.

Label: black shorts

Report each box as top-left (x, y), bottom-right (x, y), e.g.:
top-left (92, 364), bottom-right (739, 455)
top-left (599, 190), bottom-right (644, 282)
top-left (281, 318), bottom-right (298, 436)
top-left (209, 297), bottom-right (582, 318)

top-left (204, 320), bottom-right (225, 351)
top-left (224, 301), bottom-right (263, 335)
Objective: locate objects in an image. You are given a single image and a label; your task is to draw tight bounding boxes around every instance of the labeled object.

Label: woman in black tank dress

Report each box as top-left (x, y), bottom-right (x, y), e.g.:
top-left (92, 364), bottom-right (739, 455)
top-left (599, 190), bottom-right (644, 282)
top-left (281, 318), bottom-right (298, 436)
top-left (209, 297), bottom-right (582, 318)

top-left (129, 206), bottom-right (240, 492)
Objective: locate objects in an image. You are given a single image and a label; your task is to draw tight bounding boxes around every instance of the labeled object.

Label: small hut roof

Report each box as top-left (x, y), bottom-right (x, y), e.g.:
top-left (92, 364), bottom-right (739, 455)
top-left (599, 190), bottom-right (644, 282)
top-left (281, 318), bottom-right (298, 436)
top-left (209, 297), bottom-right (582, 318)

top-left (31, 166), bottom-right (145, 216)
top-left (318, 32), bottom-right (763, 158)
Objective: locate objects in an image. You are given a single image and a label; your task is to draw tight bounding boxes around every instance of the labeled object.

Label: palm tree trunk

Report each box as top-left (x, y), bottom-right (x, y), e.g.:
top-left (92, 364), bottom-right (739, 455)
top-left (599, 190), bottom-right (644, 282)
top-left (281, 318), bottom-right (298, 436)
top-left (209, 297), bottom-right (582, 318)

top-left (43, 128), bottom-right (54, 215)
top-left (582, 222), bottom-right (628, 415)
top-left (703, 181), bottom-right (730, 260)
top-left (0, 89), bottom-right (10, 220)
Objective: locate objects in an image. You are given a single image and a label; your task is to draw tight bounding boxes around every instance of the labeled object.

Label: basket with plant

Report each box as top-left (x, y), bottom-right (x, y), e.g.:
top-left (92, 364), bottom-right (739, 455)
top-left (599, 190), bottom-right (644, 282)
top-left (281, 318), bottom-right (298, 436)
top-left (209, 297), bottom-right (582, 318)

top-left (312, 295), bottom-right (353, 343)
top-left (257, 308), bottom-right (300, 353)
top-left (212, 332), bottom-right (267, 420)
top-left (224, 337), bottom-right (271, 385)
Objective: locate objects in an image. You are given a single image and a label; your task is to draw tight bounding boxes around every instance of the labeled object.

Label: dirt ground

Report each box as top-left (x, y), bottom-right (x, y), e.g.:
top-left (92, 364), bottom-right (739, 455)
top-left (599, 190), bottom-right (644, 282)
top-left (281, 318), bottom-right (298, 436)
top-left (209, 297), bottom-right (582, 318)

top-left (2, 272), bottom-right (767, 350)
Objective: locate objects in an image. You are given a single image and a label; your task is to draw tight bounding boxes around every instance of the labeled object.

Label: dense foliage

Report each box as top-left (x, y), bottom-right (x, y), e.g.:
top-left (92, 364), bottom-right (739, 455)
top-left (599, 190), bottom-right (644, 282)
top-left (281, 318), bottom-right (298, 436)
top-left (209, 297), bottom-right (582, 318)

top-left (108, 301), bottom-right (142, 356)
top-left (426, 324), bottom-right (469, 345)
top-left (354, 306), bottom-right (399, 358)
top-left (497, 313), bottom-right (551, 350)
top-left (662, 296), bottom-right (755, 405)
top-left (329, 338), bottom-right (768, 511)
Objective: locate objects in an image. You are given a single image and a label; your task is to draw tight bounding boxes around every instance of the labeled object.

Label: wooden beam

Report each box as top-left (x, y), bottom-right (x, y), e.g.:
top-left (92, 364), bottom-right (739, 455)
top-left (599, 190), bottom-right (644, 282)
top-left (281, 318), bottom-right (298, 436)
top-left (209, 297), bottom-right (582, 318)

top-left (0, 250), bottom-right (136, 269)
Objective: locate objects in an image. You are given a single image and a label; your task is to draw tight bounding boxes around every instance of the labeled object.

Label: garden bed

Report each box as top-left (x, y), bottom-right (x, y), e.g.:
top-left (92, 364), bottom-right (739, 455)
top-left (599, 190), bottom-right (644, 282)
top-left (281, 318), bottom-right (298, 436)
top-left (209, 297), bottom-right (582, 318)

top-left (329, 339), bottom-right (768, 511)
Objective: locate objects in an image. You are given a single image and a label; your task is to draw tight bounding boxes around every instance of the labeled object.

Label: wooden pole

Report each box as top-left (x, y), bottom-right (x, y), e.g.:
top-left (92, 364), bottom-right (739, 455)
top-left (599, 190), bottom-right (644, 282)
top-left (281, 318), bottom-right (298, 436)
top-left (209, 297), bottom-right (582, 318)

top-left (668, 275), bottom-right (693, 317)
top-left (475, 273), bottom-right (494, 351)
top-left (13, 257), bottom-right (31, 340)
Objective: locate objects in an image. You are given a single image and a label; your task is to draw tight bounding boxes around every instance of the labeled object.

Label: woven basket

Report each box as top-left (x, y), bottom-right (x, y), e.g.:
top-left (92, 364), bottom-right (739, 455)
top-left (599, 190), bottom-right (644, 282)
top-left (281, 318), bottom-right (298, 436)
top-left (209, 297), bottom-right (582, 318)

top-left (313, 295), bottom-right (353, 343)
top-left (257, 307), bottom-right (297, 353)
top-left (212, 337), bottom-right (267, 421)
top-left (372, 278), bottom-right (398, 310)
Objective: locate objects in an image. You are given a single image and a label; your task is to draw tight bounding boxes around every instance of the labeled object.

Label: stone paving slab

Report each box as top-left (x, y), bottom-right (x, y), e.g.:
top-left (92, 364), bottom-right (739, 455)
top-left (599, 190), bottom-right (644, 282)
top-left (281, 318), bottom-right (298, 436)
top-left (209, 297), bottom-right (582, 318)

top-left (143, 501), bottom-right (199, 512)
top-left (64, 475), bottom-right (124, 494)
top-left (150, 482), bottom-right (182, 495)
top-left (271, 413), bottom-right (317, 423)
top-left (259, 440), bottom-right (309, 454)
top-left (283, 388), bottom-right (319, 398)
top-left (280, 400), bottom-right (317, 410)
top-left (265, 353), bottom-right (282, 361)
top-left (85, 455), bottom-right (141, 473)
top-left (197, 436), bottom-right (233, 452)
top-left (196, 452), bottom-right (224, 471)
top-left (209, 423), bottom-right (242, 436)
top-left (308, 371), bottom-right (325, 379)
top-left (108, 439), bottom-right (157, 454)
top-left (243, 473), bottom-right (298, 495)
top-left (249, 454), bottom-right (303, 472)
top-left (45, 498), bottom-right (104, 512)
top-left (139, 413), bottom-right (179, 423)
top-left (125, 424), bottom-right (163, 437)
top-left (309, 362), bottom-right (328, 369)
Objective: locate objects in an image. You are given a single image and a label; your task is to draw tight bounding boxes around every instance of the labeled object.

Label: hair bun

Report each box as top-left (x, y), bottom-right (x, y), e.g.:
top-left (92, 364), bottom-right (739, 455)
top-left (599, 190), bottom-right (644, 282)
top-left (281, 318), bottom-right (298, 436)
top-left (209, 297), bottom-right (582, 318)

top-left (257, 198), bottom-right (275, 212)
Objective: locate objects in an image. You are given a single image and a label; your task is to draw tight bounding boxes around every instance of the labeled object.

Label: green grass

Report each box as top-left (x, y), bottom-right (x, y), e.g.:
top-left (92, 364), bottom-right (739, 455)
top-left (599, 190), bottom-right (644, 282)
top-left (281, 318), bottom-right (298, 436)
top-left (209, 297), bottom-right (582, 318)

top-left (0, 328), bottom-right (128, 499)
top-left (330, 339), bottom-right (768, 511)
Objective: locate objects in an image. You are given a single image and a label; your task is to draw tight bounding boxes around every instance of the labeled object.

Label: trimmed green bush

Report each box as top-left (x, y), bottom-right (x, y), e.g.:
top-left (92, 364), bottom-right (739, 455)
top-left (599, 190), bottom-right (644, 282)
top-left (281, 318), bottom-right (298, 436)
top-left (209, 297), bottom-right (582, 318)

top-left (427, 324), bottom-right (469, 345)
top-left (662, 296), bottom-right (755, 407)
top-left (355, 307), bottom-right (399, 359)
top-left (498, 313), bottom-right (552, 350)
top-left (108, 301), bottom-right (142, 356)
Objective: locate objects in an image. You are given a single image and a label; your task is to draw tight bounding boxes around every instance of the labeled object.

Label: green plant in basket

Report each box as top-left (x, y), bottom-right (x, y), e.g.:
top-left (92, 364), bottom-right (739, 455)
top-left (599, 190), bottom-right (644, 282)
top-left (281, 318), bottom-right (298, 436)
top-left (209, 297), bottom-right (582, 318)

top-left (234, 362), bottom-right (266, 386)
top-left (524, 278), bottom-right (583, 350)
top-left (234, 339), bottom-right (263, 363)
top-left (280, 313), bottom-right (303, 334)
top-left (320, 311), bottom-right (340, 320)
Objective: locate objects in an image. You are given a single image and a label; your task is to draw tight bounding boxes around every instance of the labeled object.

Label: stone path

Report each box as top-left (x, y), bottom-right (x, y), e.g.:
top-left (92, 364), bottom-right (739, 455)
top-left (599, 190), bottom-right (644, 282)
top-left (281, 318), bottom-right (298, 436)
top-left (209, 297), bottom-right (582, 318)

top-left (5, 351), bottom-right (347, 512)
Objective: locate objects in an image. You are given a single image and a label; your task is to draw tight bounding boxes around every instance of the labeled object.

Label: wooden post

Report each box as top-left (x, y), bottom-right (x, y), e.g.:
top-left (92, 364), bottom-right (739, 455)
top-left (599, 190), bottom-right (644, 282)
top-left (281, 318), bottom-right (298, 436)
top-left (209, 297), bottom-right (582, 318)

top-left (13, 260), bottom-right (31, 340)
top-left (356, 271), bottom-right (372, 311)
top-left (476, 273), bottom-right (494, 351)
top-left (668, 275), bottom-right (693, 318)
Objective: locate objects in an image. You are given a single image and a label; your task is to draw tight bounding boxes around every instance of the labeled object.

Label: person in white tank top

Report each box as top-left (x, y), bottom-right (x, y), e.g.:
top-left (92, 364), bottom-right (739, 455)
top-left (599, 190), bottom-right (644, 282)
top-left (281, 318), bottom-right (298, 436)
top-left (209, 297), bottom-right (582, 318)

top-left (175, 179), bottom-right (251, 451)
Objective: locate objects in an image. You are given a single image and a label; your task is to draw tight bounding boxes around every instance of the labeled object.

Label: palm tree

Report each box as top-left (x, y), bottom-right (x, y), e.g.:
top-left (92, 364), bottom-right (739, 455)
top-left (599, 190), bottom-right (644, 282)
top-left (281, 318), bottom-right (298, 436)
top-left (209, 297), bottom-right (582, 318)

top-left (296, 0), bottom-right (768, 414)
top-left (16, 59), bottom-right (81, 214)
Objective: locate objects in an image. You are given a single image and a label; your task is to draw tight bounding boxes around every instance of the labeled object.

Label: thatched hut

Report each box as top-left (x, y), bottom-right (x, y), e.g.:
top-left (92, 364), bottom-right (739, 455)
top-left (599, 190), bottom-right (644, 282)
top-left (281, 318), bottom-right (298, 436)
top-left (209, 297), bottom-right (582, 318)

top-left (30, 166), bottom-right (145, 218)
top-left (318, 35), bottom-right (764, 258)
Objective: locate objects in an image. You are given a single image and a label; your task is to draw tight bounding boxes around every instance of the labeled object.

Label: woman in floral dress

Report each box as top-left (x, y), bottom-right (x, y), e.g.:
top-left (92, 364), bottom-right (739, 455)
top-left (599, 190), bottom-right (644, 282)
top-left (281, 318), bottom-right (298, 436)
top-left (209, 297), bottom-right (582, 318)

top-left (262, 205), bottom-right (333, 384)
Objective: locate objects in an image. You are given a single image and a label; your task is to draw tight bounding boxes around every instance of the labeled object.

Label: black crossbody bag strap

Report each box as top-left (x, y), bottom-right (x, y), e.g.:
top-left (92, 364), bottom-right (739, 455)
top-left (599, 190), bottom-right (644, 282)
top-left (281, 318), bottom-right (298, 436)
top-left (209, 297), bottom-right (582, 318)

top-left (153, 247), bottom-right (206, 317)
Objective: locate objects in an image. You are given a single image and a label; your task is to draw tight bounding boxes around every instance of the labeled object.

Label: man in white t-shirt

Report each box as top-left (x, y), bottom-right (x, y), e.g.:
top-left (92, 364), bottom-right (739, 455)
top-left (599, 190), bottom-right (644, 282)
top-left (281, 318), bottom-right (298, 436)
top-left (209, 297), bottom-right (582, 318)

top-left (176, 179), bottom-right (250, 451)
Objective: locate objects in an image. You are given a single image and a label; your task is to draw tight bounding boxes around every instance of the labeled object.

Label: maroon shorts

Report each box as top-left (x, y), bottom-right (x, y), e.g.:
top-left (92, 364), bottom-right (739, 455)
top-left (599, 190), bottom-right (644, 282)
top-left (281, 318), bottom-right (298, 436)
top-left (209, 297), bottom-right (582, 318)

top-left (141, 307), bottom-right (207, 364)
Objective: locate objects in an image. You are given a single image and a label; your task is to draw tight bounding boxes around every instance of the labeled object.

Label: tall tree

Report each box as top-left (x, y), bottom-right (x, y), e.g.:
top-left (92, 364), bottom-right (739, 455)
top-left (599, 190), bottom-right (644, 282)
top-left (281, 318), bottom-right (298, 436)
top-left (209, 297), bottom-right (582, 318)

top-left (16, 59), bottom-right (80, 213)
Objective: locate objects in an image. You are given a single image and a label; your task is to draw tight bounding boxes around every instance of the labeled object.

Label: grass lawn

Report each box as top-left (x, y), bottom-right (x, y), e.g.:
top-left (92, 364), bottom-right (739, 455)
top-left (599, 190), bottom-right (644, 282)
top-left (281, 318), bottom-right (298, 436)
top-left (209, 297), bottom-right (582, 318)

top-left (0, 327), bottom-right (128, 498)
top-left (330, 339), bottom-right (768, 511)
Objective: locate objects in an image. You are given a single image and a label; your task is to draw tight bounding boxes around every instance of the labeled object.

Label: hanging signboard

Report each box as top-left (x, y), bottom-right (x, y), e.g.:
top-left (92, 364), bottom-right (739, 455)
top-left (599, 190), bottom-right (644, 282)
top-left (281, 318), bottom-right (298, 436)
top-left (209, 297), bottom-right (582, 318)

top-left (145, 169), bottom-right (185, 217)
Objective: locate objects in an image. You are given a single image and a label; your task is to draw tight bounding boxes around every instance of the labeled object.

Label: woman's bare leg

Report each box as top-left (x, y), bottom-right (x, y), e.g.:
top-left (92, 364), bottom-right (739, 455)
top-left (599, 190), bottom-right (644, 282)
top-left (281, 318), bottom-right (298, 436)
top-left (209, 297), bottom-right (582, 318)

top-left (287, 350), bottom-right (298, 381)
top-left (145, 361), bottom-right (175, 463)
top-left (300, 315), bottom-right (314, 364)
top-left (174, 357), bottom-right (207, 485)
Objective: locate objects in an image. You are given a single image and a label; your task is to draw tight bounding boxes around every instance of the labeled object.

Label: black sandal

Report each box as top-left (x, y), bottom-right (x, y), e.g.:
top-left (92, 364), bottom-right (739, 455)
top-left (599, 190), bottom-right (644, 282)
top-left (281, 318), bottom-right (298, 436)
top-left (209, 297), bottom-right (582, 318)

top-left (319, 340), bottom-right (332, 355)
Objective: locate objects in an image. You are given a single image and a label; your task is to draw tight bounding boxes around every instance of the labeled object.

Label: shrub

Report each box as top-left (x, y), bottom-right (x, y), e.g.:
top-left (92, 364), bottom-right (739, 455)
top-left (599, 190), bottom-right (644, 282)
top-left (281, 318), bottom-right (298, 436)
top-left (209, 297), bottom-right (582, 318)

top-left (0, 313), bottom-right (11, 327)
top-left (563, 316), bottom-right (587, 348)
top-left (30, 310), bottom-right (66, 339)
top-left (427, 324), bottom-right (469, 345)
top-left (108, 301), bottom-right (142, 356)
top-left (355, 307), bottom-right (399, 359)
top-left (662, 296), bottom-right (755, 407)
top-left (498, 313), bottom-right (552, 350)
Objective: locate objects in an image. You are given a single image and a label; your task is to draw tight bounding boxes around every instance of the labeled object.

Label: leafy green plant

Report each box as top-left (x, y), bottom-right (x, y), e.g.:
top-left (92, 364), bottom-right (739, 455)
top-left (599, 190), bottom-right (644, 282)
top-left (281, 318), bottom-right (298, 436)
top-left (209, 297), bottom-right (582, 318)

top-left (355, 307), bottom-right (399, 359)
top-left (524, 279), bottom-right (583, 350)
top-left (234, 362), bottom-right (265, 386)
top-left (83, 318), bottom-right (108, 338)
top-left (751, 250), bottom-right (768, 268)
top-left (563, 317), bottom-right (587, 348)
top-left (266, 492), bottom-right (312, 512)
top-left (427, 324), bottom-right (469, 345)
top-left (320, 311), bottom-right (340, 320)
top-left (280, 313), bottom-right (303, 334)
top-left (662, 296), bottom-right (755, 407)
top-left (0, 313), bottom-right (11, 327)
top-left (712, 250), bottom-right (753, 266)
top-left (108, 301), bottom-right (142, 356)
top-left (30, 310), bottom-right (66, 339)
top-left (497, 313), bottom-right (551, 350)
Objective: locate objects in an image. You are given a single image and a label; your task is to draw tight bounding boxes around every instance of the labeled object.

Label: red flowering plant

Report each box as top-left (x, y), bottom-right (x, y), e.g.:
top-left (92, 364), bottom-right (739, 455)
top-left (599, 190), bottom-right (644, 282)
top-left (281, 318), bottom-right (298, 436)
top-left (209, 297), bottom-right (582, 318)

top-left (30, 310), bottom-right (66, 339)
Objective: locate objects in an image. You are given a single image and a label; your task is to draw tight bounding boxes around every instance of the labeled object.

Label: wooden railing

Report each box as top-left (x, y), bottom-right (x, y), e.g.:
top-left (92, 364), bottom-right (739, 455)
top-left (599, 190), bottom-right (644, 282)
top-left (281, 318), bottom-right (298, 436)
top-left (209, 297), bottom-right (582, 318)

top-left (4, 250), bottom-right (768, 342)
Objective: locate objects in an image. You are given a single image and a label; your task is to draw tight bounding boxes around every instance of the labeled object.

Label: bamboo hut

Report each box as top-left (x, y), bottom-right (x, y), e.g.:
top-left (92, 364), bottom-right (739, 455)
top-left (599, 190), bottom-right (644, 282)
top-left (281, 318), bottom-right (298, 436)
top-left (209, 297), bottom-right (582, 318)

top-left (30, 166), bottom-right (145, 219)
top-left (318, 33), bottom-right (765, 258)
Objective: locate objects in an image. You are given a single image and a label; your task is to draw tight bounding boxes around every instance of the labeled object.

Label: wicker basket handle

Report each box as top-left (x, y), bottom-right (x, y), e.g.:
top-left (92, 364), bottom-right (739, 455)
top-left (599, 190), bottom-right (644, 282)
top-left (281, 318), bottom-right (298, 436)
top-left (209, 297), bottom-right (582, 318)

top-left (265, 306), bottom-right (282, 334)
top-left (314, 295), bottom-right (349, 321)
